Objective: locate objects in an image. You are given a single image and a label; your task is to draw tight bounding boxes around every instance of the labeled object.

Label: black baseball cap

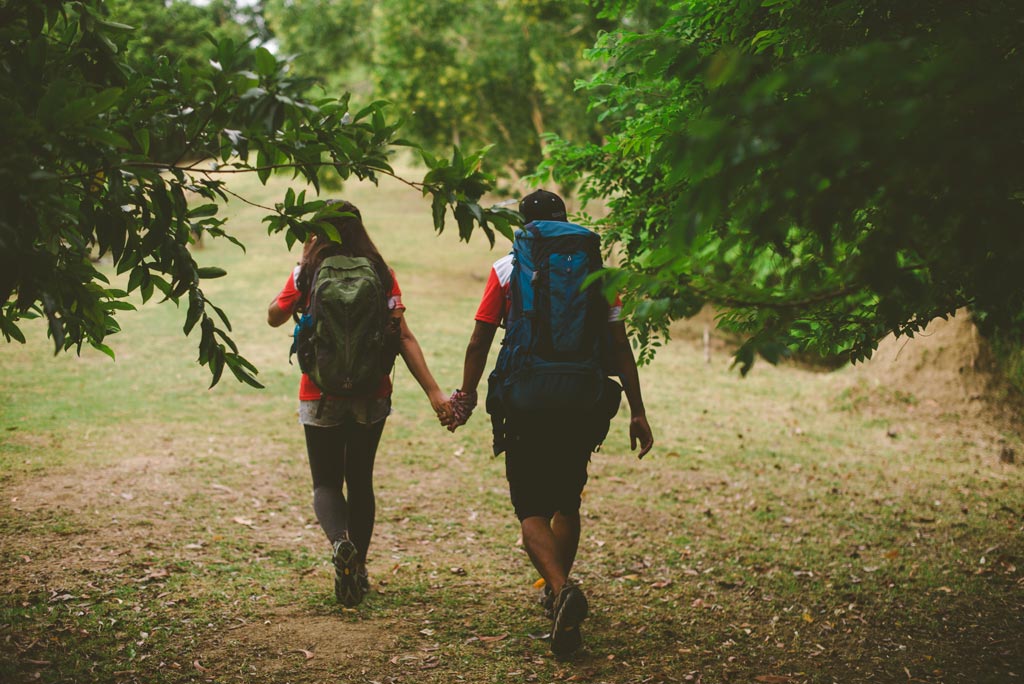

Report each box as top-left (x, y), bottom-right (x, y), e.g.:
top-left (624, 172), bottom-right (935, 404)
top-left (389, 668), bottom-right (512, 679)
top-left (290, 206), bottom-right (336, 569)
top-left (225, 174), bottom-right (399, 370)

top-left (519, 189), bottom-right (567, 222)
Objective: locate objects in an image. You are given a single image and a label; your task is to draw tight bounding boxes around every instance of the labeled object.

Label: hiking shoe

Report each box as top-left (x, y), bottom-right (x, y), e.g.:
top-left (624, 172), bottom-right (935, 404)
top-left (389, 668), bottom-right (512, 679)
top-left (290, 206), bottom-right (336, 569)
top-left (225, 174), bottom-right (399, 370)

top-left (550, 580), bottom-right (589, 658)
top-left (357, 567), bottom-right (370, 595)
top-left (539, 584), bottom-right (555, 619)
top-left (332, 538), bottom-right (363, 607)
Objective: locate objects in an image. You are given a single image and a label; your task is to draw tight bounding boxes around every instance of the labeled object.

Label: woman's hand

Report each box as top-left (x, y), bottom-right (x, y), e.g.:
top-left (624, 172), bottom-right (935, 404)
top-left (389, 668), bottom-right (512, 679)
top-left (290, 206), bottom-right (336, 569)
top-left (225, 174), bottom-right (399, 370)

top-left (429, 389), bottom-right (454, 427)
top-left (299, 234), bottom-right (318, 271)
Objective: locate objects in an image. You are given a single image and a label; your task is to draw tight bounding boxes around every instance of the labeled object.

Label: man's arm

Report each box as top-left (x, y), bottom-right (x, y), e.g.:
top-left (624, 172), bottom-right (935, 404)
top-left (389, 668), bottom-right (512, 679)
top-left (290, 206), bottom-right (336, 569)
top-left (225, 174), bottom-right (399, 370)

top-left (444, 320), bottom-right (499, 432)
top-left (608, 321), bottom-right (654, 459)
top-left (461, 320), bottom-right (498, 395)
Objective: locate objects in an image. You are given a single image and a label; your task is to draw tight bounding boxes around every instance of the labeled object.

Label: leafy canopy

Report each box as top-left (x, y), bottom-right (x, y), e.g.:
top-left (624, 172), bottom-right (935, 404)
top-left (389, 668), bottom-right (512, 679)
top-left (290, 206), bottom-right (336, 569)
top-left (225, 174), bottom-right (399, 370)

top-left (541, 0), bottom-right (1024, 371)
top-left (0, 0), bottom-right (513, 387)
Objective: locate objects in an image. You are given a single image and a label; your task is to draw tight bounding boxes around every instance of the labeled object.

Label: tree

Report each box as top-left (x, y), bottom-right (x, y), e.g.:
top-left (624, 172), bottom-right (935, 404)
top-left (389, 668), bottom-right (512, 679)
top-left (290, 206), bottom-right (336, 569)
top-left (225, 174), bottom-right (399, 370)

top-left (0, 0), bottom-right (513, 387)
top-left (539, 0), bottom-right (1024, 371)
top-left (104, 0), bottom-right (263, 70)
top-left (370, 0), bottom-right (611, 177)
top-left (261, 0), bottom-right (375, 97)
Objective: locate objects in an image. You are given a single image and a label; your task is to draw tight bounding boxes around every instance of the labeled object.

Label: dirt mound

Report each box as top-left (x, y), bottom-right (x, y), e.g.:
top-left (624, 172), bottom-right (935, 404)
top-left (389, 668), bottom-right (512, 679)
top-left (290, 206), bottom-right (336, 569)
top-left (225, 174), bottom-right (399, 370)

top-left (849, 309), bottom-right (1022, 427)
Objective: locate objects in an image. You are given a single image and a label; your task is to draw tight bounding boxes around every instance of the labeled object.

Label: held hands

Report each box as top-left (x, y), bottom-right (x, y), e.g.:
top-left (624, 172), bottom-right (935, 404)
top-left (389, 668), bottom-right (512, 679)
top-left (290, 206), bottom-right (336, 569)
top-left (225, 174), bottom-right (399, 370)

top-left (630, 414), bottom-right (654, 459)
top-left (445, 389), bottom-right (477, 433)
top-left (429, 390), bottom-right (454, 428)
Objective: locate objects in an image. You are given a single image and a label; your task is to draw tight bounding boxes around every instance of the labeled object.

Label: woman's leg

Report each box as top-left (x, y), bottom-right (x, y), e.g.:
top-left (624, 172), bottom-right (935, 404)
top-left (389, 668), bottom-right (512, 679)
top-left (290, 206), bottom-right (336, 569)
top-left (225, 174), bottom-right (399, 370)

top-left (304, 424), bottom-right (350, 543)
top-left (342, 419), bottom-right (386, 565)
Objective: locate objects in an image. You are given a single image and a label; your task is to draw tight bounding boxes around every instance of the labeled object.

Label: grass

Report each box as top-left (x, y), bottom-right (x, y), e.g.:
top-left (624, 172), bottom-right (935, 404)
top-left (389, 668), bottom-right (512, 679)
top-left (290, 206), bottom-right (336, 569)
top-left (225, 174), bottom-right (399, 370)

top-left (1, 170), bottom-right (1023, 684)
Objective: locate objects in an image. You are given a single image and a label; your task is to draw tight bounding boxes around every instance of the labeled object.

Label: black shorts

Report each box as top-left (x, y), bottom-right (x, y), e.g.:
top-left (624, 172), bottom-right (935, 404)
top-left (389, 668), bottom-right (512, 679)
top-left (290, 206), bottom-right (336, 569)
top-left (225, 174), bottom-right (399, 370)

top-left (504, 415), bottom-right (604, 521)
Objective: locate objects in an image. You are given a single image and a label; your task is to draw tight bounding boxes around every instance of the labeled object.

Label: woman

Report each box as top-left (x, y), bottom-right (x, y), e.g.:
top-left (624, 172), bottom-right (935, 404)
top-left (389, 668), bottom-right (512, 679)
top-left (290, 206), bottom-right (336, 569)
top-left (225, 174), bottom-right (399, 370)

top-left (267, 200), bottom-right (450, 607)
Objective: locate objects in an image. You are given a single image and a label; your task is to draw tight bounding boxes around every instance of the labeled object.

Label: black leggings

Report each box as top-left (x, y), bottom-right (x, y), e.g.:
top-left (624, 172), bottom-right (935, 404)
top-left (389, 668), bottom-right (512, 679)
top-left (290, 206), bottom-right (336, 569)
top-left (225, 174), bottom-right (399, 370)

top-left (304, 419), bottom-right (386, 564)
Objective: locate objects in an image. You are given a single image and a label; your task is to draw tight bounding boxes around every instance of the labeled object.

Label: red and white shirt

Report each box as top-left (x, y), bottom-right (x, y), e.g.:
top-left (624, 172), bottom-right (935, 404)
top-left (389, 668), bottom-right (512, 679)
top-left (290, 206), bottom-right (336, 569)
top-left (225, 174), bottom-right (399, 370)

top-left (474, 254), bottom-right (622, 325)
top-left (276, 264), bottom-right (404, 401)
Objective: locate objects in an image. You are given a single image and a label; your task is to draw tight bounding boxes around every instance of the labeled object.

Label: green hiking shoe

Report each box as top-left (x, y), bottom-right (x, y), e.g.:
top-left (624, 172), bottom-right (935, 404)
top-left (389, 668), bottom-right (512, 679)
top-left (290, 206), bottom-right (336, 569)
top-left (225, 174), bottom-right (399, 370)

top-left (550, 580), bottom-right (589, 658)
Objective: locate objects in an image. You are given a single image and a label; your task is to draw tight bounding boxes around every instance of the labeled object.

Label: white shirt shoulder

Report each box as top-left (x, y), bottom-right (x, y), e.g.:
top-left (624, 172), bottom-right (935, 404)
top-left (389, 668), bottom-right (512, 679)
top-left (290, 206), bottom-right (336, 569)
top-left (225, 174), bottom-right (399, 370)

top-left (492, 253), bottom-right (514, 286)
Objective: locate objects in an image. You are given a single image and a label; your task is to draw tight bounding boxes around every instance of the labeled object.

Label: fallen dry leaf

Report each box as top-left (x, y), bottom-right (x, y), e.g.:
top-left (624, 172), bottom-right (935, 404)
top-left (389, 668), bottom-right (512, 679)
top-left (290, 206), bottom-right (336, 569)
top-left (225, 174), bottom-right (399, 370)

top-left (295, 649), bottom-right (315, 660)
top-left (754, 676), bottom-right (793, 683)
top-left (232, 517), bottom-right (254, 527)
top-left (477, 634), bottom-right (508, 643)
top-left (193, 660), bottom-right (208, 673)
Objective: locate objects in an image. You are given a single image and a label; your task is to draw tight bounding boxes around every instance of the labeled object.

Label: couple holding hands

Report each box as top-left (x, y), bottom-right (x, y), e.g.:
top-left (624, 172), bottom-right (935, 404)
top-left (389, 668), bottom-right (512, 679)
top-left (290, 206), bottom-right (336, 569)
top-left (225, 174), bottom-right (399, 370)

top-left (267, 191), bottom-right (653, 657)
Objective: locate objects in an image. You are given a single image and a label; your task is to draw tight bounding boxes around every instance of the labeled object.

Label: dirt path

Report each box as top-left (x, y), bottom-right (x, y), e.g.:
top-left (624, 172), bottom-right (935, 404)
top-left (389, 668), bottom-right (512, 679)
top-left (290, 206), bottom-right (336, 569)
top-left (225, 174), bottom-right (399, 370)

top-left (3, 322), bottom-right (1023, 683)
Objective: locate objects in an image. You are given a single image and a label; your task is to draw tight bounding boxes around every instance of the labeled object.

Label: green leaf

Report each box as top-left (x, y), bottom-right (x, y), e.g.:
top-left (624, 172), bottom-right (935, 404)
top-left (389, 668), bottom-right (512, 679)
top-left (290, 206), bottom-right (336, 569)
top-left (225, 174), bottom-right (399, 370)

top-left (92, 342), bottom-right (116, 360)
top-left (136, 129), bottom-right (150, 155)
top-left (188, 204), bottom-right (219, 218)
top-left (431, 192), bottom-right (447, 232)
top-left (80, 127), bottom-right (132, 150)
top-left (196, 267), bottom-right (228, 279)
top-left (254, 47), bottom-right (277, 77)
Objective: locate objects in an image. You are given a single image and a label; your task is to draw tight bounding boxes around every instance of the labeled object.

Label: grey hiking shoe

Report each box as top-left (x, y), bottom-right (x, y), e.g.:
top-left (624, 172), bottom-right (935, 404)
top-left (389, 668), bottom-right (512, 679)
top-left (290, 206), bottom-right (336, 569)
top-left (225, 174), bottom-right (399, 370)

top-left (332, 538), bottom-right (363, 607)
top-left (550, 580), bottom-right (589, 658)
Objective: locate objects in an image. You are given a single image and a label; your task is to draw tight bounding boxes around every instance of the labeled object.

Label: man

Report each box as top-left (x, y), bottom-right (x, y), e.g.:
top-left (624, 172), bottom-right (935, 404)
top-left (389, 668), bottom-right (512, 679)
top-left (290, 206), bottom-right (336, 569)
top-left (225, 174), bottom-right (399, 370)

top-left (449, 189), bottom-right (654, 657)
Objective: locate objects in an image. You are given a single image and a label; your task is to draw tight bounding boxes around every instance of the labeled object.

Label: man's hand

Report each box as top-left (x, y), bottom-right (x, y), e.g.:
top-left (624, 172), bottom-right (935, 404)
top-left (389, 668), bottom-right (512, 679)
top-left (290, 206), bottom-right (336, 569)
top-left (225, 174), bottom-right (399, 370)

top-left (447, 389), bottom-right (477, 433)
top-left (630, 414), bottom-right (654, 459)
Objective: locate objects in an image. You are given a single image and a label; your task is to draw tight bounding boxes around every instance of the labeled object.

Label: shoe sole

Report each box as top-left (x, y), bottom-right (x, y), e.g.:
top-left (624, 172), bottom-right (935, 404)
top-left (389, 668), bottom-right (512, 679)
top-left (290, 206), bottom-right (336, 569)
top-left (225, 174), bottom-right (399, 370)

top-left (551, 586), bottom-right (589, 657)
top-left (333, 540), bottom-right (362, 607)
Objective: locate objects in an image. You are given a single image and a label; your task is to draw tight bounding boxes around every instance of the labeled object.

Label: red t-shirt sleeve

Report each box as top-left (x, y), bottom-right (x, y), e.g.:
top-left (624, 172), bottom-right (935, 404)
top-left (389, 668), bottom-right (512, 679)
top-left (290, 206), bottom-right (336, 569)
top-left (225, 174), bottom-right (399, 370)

top-left (275, 266), bottom-right (302, 314)
top-left (474, 267), bottom-right (505, 325)
top-left (608, 294), bottom-right (623, 323)
top-left (388, 270), bottom-right (405, 312)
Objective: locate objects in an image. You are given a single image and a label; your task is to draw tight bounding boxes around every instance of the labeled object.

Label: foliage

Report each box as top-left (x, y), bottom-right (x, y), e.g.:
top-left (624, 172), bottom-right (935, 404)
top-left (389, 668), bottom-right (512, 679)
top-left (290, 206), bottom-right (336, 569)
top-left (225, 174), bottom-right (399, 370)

top-left (539, 0), bottom-right (1024, 371)
top-left (370, 0), bottom-right (612, 177)
top-left (0, 0), bottom-right (512, 387)
top-left (261, 0), bottom-right (375, 96)
top-left (105, 0), bottom-right (264, 70)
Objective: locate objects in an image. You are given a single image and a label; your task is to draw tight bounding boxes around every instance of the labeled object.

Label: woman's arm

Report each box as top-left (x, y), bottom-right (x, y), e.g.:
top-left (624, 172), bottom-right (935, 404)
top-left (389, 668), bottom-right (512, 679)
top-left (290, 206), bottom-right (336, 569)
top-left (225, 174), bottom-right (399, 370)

top-left (267, 299), bottom-right (292, 327)
top-left (397, 313), bottom-right (450, 419)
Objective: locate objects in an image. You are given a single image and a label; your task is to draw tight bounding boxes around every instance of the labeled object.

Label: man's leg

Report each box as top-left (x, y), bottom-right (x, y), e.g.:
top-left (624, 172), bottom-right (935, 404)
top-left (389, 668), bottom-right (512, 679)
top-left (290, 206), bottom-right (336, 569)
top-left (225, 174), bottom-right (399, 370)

top-left (521, 515), bottom-right (569, 595)
top-left (551, 510), bottom-right (581, 577)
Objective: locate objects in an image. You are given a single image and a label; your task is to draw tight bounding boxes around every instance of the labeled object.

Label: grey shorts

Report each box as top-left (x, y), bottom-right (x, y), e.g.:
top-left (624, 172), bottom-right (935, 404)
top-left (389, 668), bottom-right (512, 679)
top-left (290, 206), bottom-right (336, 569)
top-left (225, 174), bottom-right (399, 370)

top-left (298, 396), bottom-right (391, 427)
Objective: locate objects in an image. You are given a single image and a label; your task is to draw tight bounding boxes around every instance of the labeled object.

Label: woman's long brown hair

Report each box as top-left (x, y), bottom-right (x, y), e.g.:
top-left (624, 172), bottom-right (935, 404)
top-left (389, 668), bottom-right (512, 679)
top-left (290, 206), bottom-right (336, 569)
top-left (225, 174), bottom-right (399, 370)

top-left (295, 200), bottom-right (394, 306)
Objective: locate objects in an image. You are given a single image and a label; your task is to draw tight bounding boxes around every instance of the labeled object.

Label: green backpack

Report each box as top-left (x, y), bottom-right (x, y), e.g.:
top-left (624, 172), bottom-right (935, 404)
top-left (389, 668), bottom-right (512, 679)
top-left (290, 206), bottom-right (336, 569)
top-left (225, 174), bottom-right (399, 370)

top-left (295, 255), bottom-right (393, 398)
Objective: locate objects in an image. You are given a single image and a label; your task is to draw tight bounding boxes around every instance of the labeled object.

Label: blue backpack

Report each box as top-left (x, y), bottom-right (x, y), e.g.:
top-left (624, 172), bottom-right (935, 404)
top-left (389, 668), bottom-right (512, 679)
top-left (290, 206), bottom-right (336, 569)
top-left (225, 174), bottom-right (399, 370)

top-left (487, 221), bottom-right (620, 447)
